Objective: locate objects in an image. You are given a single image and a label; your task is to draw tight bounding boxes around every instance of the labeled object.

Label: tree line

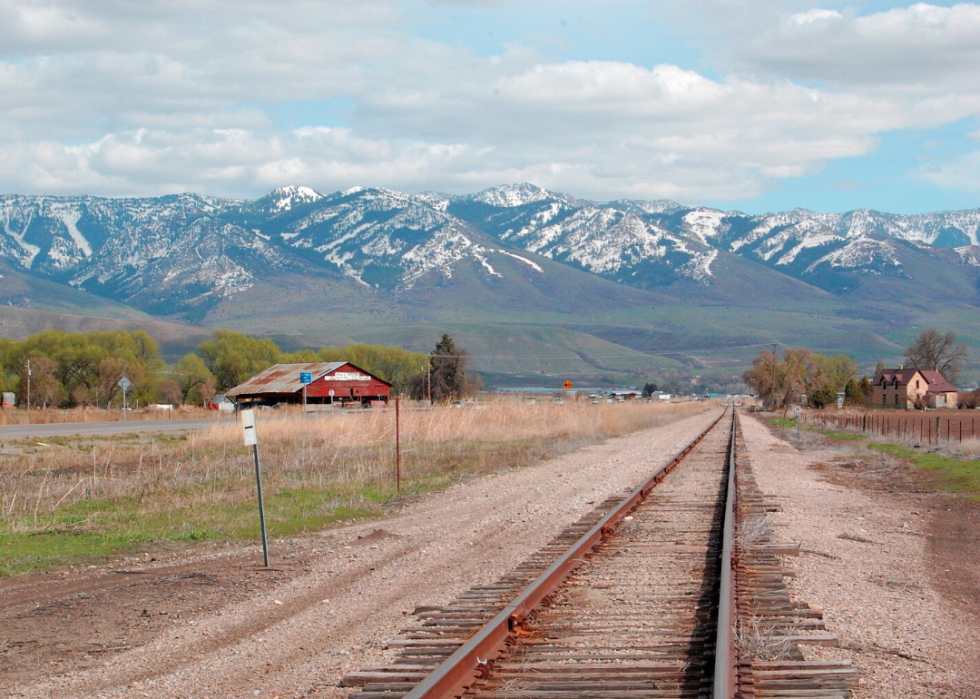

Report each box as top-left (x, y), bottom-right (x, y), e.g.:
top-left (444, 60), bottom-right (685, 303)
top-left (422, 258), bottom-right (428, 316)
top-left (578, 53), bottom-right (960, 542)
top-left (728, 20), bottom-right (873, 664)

top-left (743, 328), bottom-right (971, 410)
top-left (743, 348), bottom-right (869, 410)
top-left (0, 328), bottom-right (474, 408)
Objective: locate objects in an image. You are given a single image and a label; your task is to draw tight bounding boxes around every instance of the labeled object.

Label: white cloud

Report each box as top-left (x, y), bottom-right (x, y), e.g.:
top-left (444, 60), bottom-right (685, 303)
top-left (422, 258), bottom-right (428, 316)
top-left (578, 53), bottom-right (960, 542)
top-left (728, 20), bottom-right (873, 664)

top-left (723, 3), bottom-right (980, 90)
top-left (918, 151), bottom-right (980, 191)
top-left (0, 1), bottom-right (978, 201)
top-left (789, 8), bottom-right (843, 25)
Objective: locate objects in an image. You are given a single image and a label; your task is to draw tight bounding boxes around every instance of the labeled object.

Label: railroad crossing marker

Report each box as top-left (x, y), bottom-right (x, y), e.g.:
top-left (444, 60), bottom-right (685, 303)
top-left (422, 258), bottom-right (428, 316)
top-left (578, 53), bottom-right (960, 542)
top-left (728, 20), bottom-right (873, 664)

top-left (241, 408), bottom-right (269, 567)
top-left (563, 380), bottom-right (573, 391)
top-left (118, 376), bottom-right (132, 421)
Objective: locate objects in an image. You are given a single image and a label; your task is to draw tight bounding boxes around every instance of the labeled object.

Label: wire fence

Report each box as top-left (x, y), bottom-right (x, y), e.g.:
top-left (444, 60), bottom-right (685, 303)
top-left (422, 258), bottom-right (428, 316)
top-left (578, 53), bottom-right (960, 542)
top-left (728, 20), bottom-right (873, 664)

top-left (802, 410), bottom-right (980, 445)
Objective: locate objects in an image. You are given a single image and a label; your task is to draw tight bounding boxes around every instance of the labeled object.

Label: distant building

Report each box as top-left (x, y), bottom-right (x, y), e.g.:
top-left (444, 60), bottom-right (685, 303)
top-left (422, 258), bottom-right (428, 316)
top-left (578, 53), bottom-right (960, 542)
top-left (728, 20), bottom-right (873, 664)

top-left (227, 362), bottom-right (392, 408)
top-left (206, 394), bottom-right (236, 413)
top-left (872, 366), bottom-right (958, 409)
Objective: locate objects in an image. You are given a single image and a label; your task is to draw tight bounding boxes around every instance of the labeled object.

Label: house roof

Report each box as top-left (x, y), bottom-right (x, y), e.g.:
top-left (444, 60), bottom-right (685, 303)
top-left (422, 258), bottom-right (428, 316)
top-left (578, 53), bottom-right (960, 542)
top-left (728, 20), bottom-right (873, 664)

top-left (226, 362), bottom-right (390, 397)
top-left (918, 370), bottom-right (958, 394)
top-left (874, 368), bottom-right (919, 385)
top-left (874, 367), bottom-right (957, 393)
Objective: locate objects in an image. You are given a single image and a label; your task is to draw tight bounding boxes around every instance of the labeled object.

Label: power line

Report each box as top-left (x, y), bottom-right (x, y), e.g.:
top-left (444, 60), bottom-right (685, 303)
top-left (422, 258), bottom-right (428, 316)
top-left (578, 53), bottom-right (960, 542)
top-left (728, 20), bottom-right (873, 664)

top-left (426, 342), bottom-right (782, 361)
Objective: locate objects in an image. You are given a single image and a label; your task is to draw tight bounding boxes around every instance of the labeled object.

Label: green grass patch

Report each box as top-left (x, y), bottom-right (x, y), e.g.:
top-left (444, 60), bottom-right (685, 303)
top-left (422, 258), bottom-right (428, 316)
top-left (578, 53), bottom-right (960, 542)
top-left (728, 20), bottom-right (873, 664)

top-left (0, 488), bottom-right (385, 577)
top-left (768, 417), bottom-right (798, 429)
top-left (0, 437), bottom-right (576, 577)
top-left (768, 418), bottom-right (868, 442)
top-left (868, 443), bottom-right (980, 496)
top-left (816, 429), bottom-right (867, 442)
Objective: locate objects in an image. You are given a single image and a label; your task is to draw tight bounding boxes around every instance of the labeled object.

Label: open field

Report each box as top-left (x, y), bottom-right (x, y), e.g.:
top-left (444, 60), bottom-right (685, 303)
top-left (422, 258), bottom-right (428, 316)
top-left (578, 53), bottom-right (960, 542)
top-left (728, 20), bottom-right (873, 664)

top-left (0, 400), bottom-right (708, 577)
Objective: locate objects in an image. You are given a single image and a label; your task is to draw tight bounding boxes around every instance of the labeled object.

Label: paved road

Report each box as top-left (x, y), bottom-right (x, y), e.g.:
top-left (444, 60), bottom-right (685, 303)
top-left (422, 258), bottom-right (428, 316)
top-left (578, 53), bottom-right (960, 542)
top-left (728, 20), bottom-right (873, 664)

top-left (0, 418), bottom-right (228, 440)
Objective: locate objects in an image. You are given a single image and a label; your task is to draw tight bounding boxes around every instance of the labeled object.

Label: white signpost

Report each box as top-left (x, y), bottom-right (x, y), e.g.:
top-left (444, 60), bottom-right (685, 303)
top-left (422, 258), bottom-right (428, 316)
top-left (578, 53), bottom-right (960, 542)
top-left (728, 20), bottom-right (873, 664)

top-left (118, 376), bottom-right (132, 421)
top-left (241, 409), bottom-right (269, 566)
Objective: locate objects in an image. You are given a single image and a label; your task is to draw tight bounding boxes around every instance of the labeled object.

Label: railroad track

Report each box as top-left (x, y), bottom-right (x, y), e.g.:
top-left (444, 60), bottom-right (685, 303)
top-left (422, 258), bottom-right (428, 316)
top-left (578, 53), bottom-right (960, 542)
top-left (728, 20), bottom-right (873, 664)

top-left (344, 409), bottom-right (855, 698)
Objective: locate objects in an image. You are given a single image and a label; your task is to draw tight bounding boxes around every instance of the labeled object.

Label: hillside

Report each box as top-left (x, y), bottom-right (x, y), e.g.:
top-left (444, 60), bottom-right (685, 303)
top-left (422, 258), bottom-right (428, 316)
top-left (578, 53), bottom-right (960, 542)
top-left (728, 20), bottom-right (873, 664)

top-left (1, 184), bottom-right (978, 387)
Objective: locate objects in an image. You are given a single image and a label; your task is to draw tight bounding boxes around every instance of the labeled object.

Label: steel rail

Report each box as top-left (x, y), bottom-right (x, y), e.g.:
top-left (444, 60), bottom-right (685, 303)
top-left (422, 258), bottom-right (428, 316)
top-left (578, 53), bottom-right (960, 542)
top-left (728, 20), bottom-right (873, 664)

top-left (713, 407), bottom-right (738, 699)
top-left (401, 407), bottom-right (730, 699)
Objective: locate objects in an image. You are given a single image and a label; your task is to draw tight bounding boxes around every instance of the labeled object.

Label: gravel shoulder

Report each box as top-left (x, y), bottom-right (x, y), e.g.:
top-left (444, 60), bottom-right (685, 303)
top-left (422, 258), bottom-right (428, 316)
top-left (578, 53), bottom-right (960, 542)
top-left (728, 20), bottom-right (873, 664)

top-left (2, 408), bottom-right (719, 698)
top-left (740, 413), bottom-right (980, 698)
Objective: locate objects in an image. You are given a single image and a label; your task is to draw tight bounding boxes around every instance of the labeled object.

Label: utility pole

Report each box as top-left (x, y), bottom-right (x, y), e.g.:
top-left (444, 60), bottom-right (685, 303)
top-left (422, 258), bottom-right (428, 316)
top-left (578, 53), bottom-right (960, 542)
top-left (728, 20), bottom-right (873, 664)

top-left (770, 343), bottom-right (777, 411)
top-left (25, 360), bottom-right (31, 420)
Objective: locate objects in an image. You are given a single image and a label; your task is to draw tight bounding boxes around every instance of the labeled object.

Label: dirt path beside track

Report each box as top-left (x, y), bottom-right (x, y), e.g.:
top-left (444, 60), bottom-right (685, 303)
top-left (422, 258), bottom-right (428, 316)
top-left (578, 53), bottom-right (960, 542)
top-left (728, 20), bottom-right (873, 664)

top-left (1, 409), bottom-right (720, 698)
top-left (741, 414), bottom-right (980, 698)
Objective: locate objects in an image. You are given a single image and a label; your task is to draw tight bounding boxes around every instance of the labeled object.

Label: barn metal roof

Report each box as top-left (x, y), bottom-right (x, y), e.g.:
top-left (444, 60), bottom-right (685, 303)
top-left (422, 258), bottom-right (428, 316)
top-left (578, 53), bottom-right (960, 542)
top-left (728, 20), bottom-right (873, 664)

top-left (226, 362), bottom-right (348, 397)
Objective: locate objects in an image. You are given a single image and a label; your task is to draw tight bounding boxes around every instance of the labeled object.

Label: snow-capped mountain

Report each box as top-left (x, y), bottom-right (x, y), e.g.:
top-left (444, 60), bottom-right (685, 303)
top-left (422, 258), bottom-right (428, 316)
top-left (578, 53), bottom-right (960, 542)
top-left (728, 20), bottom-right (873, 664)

top-left (247, 186), bottom-right (521, 290)
top-left (1, 183), bottom-right (978, 322)
top-left (0, 193), bottom-right (294, 318)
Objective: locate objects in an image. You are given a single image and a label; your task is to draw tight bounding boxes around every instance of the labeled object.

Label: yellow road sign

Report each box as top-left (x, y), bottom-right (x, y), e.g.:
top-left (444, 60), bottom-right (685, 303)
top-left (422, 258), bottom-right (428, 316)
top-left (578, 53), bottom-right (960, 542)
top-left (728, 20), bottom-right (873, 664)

top-left (563, 380), bottom-right (573, 390)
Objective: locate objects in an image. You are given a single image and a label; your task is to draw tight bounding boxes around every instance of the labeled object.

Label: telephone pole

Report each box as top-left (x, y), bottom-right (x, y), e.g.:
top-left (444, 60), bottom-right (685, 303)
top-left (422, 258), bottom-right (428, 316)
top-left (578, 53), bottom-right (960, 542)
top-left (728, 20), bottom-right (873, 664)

top-left (770, 343), bottom-right (777, 410)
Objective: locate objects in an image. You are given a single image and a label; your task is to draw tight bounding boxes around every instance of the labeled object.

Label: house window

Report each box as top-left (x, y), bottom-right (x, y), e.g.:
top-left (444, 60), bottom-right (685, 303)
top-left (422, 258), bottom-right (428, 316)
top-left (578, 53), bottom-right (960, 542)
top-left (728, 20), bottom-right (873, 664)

top-left (916, 379), bottom-right (920, 389)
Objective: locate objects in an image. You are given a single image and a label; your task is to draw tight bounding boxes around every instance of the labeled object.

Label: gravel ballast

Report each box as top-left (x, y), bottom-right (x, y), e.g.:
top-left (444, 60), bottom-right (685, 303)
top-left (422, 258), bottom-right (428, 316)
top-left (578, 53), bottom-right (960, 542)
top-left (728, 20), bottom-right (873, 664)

top-left (740, 413), bottom-right (980, 698)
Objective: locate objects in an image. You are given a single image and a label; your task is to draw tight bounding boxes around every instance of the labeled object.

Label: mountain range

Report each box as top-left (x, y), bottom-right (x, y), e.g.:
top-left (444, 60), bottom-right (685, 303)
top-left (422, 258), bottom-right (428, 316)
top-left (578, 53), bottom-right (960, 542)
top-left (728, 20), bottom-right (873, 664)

top-left (1, 184), bottom-right (978, 389)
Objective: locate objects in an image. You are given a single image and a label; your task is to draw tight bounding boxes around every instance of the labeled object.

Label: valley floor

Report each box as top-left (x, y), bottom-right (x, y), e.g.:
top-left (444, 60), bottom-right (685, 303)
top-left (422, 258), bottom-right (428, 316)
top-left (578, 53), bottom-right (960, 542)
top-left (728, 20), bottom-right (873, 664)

top-left (1, 410), bottom-right (977, 698)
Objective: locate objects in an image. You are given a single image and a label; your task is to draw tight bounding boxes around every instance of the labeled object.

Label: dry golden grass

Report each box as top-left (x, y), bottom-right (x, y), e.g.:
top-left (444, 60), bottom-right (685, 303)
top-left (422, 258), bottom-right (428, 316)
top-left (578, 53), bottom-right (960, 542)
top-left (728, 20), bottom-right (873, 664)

top-left (0, 405), bottom-right (220, 425)
top-left (0, 399), bottom-right (708, 575)
top-left (956, 439), bottom-right (980, 460)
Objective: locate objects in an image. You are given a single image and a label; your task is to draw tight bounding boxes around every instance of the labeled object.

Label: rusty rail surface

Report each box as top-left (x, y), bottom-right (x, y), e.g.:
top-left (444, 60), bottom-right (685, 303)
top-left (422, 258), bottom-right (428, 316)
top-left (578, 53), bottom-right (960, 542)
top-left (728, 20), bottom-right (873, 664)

top-left (713, 409), bottom-right (738, 699)
top-left (390, 408), bottom-right (730, 699)
top-left (345, 408), bottom-right (859, 699)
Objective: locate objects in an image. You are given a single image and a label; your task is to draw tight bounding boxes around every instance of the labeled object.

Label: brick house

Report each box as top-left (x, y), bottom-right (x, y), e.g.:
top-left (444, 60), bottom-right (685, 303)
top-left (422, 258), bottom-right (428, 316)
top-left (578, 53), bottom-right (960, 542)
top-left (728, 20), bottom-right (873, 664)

top-left (872, 366), bottom-right (959, 409)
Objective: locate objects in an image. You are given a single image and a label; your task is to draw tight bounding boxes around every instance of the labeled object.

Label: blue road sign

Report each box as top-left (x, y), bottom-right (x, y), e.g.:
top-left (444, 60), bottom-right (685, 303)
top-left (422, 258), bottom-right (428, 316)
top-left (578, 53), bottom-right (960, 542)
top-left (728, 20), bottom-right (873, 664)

top-left (299, 372), bottom-right (312, 384)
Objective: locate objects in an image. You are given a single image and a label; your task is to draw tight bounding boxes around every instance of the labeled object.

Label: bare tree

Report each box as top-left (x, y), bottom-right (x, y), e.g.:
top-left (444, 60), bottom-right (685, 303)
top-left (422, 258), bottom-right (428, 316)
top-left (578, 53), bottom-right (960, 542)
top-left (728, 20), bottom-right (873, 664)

top-left (743, 349), bottom-right (777, 408)
top-left (904, 328), bottom-right (968, 383)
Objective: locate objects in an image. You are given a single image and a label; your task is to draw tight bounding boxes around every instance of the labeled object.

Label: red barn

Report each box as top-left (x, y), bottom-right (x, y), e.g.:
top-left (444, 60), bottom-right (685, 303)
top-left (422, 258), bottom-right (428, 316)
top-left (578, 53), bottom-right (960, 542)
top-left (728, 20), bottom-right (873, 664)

top-left (226, 362), bottom-right (391, 408)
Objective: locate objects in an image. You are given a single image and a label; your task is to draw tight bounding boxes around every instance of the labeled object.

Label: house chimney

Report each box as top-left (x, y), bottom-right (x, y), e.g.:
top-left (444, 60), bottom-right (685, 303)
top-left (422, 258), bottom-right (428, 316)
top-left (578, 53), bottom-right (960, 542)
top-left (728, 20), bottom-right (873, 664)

top-left (899, 364), bottom-right (904, 370)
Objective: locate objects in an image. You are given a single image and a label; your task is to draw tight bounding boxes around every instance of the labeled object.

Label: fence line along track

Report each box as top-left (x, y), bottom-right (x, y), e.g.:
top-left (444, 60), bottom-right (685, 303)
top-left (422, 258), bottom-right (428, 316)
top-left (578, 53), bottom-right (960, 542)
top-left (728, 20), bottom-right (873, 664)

top-left (801, 410), bottom-right (978, 445)
top-left (343, 409), bottom-right (856, 699)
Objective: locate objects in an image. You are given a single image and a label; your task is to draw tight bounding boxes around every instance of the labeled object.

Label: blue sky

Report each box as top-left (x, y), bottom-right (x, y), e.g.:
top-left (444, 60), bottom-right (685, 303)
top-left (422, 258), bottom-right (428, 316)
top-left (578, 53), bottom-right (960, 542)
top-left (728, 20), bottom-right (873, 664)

top-left (0, 1), bottom-right (978, 214)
